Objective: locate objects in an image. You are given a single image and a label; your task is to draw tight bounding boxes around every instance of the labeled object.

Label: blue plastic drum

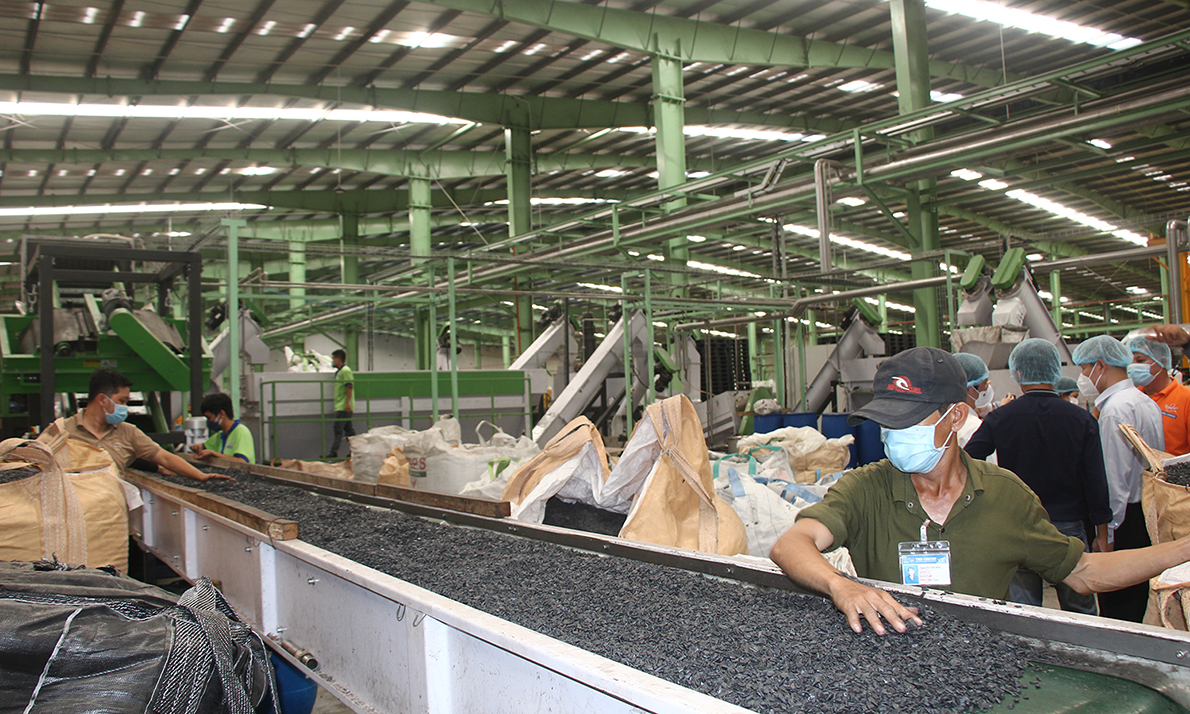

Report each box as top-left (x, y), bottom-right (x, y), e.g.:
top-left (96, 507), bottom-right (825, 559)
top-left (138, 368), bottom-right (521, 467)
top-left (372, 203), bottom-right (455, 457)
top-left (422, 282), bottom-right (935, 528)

top-left (268, 653), bottom-right (318, 714)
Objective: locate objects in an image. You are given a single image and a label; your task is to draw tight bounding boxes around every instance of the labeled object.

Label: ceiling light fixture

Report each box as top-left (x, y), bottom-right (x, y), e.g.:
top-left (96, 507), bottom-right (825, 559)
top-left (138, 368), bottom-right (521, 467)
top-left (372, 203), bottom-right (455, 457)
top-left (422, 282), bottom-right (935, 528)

top-left (0, 202), bottom-right (268, 218)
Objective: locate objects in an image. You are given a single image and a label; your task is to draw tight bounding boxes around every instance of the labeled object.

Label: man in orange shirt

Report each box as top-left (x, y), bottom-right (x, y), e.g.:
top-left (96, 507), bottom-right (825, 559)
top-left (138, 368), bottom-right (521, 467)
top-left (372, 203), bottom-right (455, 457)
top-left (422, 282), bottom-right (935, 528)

top-left (1127, 337), bottom-right (1190, 456)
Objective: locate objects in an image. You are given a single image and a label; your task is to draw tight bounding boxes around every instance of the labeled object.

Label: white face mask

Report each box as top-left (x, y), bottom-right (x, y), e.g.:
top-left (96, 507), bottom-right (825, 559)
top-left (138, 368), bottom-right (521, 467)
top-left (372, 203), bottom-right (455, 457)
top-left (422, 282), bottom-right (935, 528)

top-left (974, 384), bottom-right (995, 409)
top-left (1077, 363), bottom-right (1102, 399)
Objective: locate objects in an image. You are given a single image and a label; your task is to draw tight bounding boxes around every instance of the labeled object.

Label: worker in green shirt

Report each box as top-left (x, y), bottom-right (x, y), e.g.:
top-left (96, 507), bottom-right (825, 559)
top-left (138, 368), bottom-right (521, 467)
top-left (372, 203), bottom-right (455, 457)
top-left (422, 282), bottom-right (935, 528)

top-left (327, 348), bottom-right (355, 458)
top-left (193, 393), bottom-right (255, 464)
top-left (770, 346), bottom-right (1190, 635)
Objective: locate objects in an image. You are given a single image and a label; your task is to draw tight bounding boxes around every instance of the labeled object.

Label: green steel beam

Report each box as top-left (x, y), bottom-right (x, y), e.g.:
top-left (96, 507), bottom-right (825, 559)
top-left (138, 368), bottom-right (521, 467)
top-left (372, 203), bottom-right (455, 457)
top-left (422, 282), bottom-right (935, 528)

top-left (0, 187), bottom-right (643, 216)
top-left (0, 148), bottom-right (669, 180)
top-left (653, 45), bottom-right (689, 295)
top-left (0, 74), bottom-right (851, 133)
top-left (412, 0), bottom-right (1013, 87)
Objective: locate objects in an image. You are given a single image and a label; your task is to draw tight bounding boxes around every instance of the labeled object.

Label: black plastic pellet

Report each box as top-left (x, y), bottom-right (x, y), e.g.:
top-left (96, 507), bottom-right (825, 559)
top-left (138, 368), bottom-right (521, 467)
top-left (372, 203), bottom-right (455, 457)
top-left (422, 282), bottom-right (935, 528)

top-left (1163, 462), bottom-right (1190, 487)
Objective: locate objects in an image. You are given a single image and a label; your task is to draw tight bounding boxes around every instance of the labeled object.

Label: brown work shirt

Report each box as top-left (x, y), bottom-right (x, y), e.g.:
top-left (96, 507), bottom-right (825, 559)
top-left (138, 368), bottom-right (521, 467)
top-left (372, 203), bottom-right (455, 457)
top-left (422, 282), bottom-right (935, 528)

top-left (38, 413), bottom-right (164, 474)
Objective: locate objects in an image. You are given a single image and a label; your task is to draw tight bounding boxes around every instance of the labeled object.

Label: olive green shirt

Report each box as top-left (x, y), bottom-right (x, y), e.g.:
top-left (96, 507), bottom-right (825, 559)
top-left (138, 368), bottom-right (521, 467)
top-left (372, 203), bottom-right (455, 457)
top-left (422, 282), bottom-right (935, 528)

top-left (797, 450), bottom-right (1084, 599)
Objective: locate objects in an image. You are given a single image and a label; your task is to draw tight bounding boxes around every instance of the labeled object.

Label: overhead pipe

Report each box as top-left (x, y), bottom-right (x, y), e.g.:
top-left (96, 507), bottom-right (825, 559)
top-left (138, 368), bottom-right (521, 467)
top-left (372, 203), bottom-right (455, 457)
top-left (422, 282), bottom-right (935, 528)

top-left (1168, 220), bottom-right (1188, 324)
top-left (676, 243), bottom-right (1173, 332)
top-left (814, 160), bottom-right (845, 274)
top-left (675, 275), bottom-right (951, 331)
top-left (261, 83), bottom-right (1190, 339)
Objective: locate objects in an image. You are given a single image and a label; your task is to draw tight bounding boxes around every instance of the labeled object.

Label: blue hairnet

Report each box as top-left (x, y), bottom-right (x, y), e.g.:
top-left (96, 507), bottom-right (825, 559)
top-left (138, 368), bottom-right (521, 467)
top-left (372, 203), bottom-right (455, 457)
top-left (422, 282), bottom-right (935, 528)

top-left (1126, 336), bottom-right (1173, 371)
top-left (1071, 335), bottom-right (1133, 368)
top-left (1008, 338), bottom-right (1062, 385)
top-left (1054, 376), bottom-right (1079, 395)
top-left (953, 352), bottom-right (989, 387)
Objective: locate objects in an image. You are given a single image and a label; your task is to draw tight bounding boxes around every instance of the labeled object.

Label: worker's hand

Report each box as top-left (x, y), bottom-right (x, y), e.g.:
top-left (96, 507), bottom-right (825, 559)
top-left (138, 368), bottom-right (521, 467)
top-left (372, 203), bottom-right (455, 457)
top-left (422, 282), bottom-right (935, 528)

top-left (828, 574), bottom-right (922, 636)
top-left (194, 447), bottom-right (214, 459)
top-left (189, 443), bottom-right (202, 454)
top-left (998, 394), bottom-right (1015, 407)
top-left (1093, 534), bottom-right (1113, 553)
top-left (1147, 324), bottom-right (1190, 346)
top-left (192, 472), bottom-right (234, 483)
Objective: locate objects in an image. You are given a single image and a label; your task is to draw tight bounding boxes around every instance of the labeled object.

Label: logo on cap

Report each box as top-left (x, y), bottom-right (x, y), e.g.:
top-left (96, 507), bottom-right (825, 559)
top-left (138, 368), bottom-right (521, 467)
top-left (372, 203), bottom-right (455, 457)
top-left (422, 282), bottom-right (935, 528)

top-left (888, 376), bottom-right (922, 394)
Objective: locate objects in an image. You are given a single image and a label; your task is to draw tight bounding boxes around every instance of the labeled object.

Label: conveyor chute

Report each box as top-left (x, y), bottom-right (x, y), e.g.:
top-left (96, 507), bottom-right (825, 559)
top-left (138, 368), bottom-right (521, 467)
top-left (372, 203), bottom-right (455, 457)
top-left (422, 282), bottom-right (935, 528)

top-left (531, 309), bottom-right (649, 446)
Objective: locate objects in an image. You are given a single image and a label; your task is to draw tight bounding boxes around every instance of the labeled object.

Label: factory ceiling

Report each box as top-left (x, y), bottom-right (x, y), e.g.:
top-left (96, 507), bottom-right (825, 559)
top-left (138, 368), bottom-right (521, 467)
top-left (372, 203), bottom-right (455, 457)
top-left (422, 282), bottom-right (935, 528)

top-left (1, 0), bottom-right (1189, 339)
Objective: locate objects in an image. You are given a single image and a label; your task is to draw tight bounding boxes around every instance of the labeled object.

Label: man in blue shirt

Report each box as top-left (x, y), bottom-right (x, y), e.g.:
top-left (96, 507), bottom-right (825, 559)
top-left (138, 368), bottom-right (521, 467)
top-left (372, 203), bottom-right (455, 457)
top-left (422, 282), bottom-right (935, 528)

top-left (965, 339), bottom-right (1111, 615)
top-left (1072, 335), bottom-right (1164, 622)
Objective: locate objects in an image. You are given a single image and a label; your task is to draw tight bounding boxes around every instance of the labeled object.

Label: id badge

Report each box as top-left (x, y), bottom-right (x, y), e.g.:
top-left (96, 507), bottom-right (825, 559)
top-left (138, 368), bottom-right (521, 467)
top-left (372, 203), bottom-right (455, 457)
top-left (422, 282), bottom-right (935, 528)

top-left (898, 540), bottom-right (952, 586)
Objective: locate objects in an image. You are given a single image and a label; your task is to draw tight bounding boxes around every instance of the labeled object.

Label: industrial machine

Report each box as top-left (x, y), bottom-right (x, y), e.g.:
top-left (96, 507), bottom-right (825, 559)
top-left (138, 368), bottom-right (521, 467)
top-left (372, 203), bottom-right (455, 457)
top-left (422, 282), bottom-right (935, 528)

top-left (0, 239), bottom-right (210, 437)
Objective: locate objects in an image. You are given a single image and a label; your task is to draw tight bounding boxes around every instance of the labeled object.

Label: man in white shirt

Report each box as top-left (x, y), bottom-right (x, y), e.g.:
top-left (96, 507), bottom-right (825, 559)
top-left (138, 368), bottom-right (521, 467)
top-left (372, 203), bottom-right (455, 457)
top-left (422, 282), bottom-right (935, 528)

top-left (1071, 335), bottom-right (1164, 622)
top-left (953, 353), bottom-right (994, 449)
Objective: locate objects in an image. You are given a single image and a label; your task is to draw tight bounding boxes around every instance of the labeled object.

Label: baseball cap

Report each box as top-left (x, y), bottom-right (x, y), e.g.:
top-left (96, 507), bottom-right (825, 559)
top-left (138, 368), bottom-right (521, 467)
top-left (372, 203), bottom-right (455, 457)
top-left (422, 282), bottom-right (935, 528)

top-left (847, 347), bottom-right (968, 429)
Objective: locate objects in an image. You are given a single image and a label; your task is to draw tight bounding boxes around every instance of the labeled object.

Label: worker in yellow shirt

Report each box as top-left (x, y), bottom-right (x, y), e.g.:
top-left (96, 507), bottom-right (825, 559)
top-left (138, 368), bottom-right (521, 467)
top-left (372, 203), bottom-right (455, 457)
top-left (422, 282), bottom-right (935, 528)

top-left (1126, 337), bottom-right (1190, 456)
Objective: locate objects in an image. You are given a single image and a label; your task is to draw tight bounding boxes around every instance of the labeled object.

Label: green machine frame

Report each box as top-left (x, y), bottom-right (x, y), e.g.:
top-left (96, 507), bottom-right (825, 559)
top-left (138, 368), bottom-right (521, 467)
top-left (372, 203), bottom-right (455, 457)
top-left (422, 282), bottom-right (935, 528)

top-left (2, 244), bottom-right (209, 429)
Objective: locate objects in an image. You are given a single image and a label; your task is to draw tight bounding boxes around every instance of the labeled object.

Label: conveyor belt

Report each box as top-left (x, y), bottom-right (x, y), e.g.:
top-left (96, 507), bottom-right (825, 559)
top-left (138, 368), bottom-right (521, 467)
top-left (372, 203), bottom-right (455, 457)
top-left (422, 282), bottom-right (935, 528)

top-left (131, 460), bottom-right (1190, 713)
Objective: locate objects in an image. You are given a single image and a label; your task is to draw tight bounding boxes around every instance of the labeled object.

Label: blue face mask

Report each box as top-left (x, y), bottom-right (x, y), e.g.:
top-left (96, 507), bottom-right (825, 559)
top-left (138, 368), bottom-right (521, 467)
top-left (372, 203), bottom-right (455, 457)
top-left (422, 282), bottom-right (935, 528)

top-left (207, 418), bottom-right (221, 432)
top-left (880, 405), bottom-right (956, 474)
top-left (1128, 362), bottom-right (1158, 388)
top-left (103, 395), bottom-right (129, 425)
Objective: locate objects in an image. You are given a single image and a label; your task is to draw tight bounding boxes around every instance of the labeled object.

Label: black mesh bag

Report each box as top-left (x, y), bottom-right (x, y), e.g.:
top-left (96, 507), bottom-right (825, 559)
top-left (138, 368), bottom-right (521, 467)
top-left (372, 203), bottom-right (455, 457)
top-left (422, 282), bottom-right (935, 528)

top-left (0, 560), bottom-right (279, 714)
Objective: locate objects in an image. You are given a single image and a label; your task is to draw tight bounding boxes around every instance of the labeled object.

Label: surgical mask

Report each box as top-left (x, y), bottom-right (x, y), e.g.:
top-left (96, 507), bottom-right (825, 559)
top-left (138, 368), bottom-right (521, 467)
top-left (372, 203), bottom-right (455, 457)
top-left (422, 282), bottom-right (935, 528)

top-left (974, 384), bottom-right (995, 409)
top-left (207, 418), bottom-right (222, 432)
top-left (1077, 364), bottom-right (1102, 399)
top-left (881, 405), bottom-right (956, 474)
top-left (1128, 363), bottom-right (1158, 388)
top-left (103, 395), bottom-right (128, 425)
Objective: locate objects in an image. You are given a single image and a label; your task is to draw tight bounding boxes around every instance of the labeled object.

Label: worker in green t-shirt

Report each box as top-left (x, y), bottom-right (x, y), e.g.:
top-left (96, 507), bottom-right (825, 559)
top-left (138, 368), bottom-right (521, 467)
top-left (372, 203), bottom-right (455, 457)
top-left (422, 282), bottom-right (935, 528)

top-left (327, 349), bottom-right (355, 458)
top-left (193, 392), bottom-right (255, 464)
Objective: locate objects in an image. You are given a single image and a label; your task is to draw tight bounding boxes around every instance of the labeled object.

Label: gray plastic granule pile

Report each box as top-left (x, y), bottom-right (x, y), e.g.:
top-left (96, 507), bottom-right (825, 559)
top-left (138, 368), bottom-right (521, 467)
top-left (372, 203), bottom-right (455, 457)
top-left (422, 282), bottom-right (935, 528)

top-left (0, 466), bottom-right (42, 485)
top-left (1164, 461), bottom-right (1190, 487)
top-left (159, 465), bottom-right (1037, 713)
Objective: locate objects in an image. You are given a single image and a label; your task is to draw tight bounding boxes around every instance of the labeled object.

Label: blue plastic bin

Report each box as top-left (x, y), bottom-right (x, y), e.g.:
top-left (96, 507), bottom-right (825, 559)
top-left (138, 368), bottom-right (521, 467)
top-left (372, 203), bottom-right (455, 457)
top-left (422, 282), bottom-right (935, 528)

top-left (783, 412), bottom-right (819, 430)
top-left (855, 419), bottom-right (884, 466)
top-left (820, 414), bottom-right (858, 469)
top-left (753, 414), bottom-right (784, 434)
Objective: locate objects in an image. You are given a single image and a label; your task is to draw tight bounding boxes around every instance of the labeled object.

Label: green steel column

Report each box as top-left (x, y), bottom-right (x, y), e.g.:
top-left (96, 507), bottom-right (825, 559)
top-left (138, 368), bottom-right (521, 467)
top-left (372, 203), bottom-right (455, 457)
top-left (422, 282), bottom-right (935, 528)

top-left (409, 177), bottom-right (432, 264)
top-left (428, 264), bottom-right (439, 422)
top-left (289, 240), bottom-right (306, 312)
top-left (448, 257), bottom-right (459, 420)
top-left (879, 295), bottom-right (889, 331)
top-left (652, 49), bottom-right (689, 295)
top-left (504, 127), bottom-right (532, 239)
top-left (891, 0), bottom-right (940, 348)
top-left (747, 322), bottom-right (761, 383)
top-left (501, 335), bottom-right (511, 368)
top-left (621, 274), bottom-right (634, 435)
top-left (415, 312), bottom-right (430, 370)
top-left (222, 219), bottom-right (246, 409)
top-left (807, 309), bottom-right (819, 346)
top-left (645, 269), bottom-right (655, 403)
top-left (517, 288), bottom-right (533, 356)
top-left (341, 214), bottom-right (360, 369)
top-left (1050, 267), bottom-right (1063, 331)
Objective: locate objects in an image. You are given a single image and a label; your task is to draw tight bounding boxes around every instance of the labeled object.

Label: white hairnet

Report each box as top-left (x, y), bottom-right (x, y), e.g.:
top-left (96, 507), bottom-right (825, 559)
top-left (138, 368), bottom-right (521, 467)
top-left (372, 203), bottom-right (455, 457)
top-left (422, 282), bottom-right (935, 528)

top-left (954, 352), bottom-right (989, 387)
top-left (1009, 338), bottom-right (1062, 385)
top-left (1071, 335), bottom-right (1133, 368)
top-left (1126, 336), bottom-right (1173, 371)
